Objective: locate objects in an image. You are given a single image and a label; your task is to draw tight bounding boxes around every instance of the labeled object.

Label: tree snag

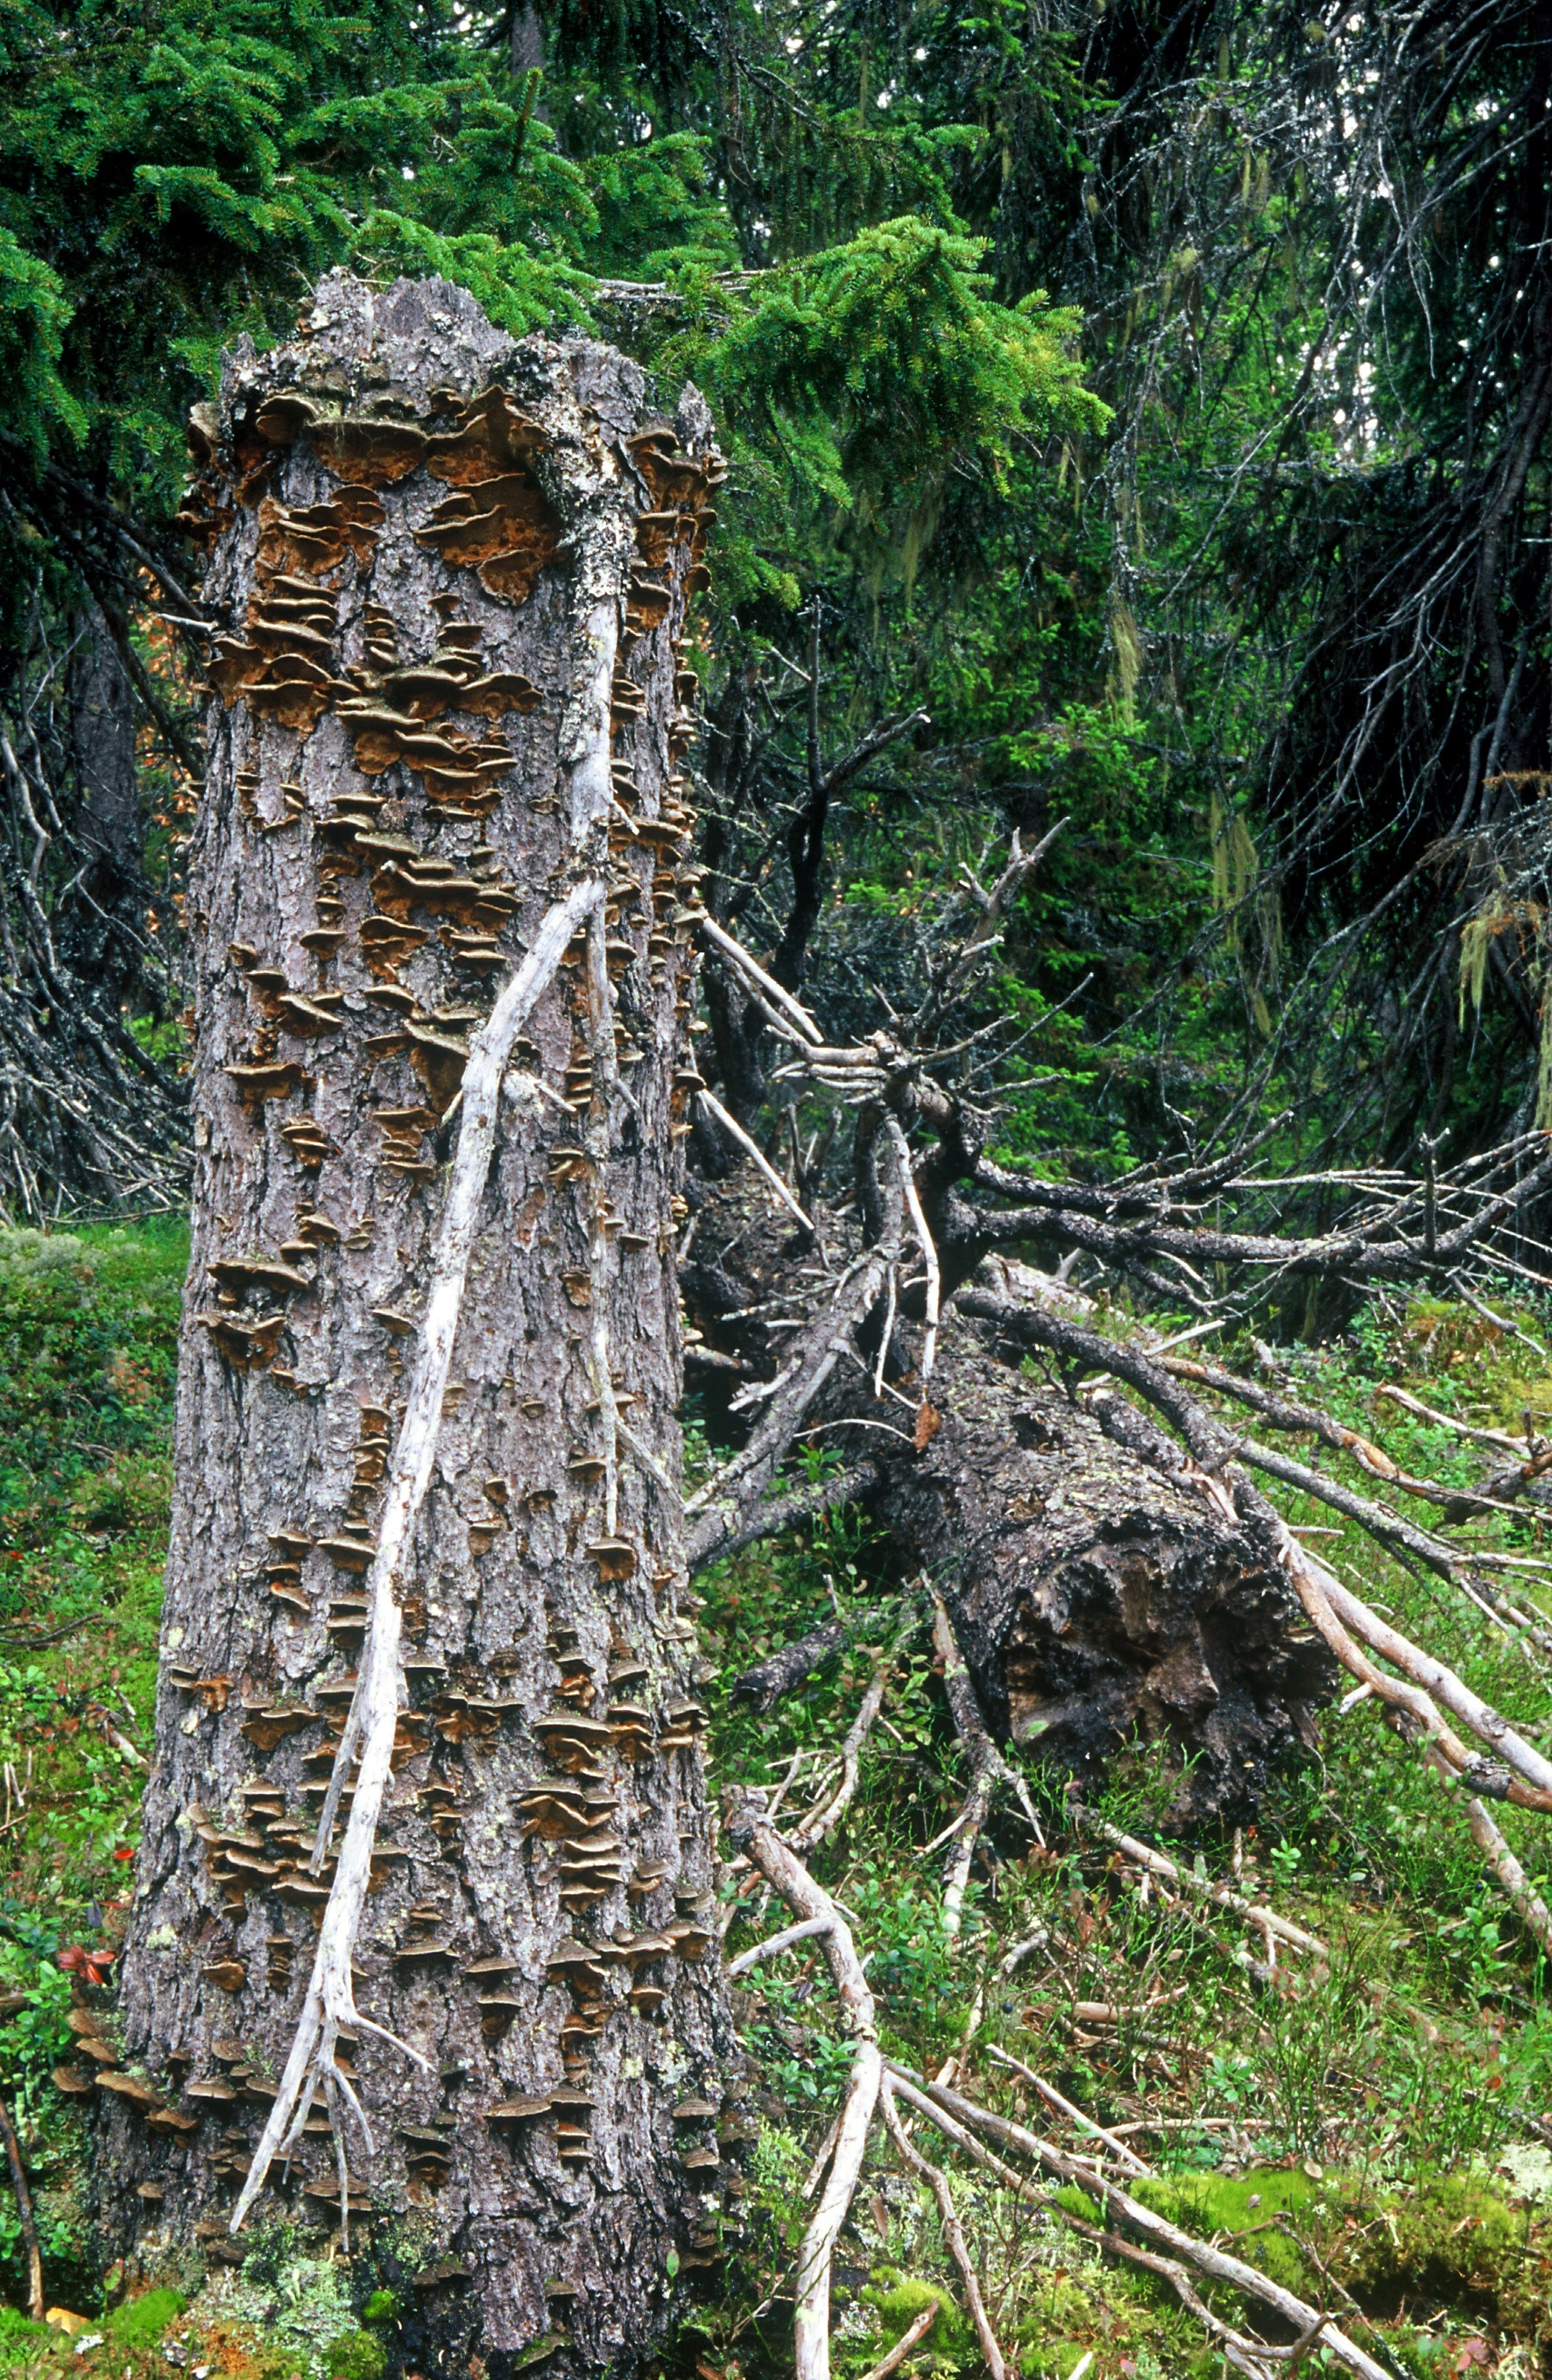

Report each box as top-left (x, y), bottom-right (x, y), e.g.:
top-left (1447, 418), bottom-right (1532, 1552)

top-left (111, 272), bottom-right (737, 2369)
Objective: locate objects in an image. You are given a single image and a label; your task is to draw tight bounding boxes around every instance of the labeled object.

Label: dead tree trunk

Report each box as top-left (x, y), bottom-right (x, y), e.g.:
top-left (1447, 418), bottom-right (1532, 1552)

top-left (110, 272), bottom-right (737, 2371)
top-left (685, 1194), bottom-right (1337, 1827)
top-left (869, 1310), bottom-right (1336, 1826)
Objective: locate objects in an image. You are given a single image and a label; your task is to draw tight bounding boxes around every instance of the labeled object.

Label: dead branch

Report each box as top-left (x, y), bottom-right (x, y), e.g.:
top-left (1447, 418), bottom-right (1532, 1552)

top-left (697, 910), bottom-right (822, 1045)
top-left (730, 1620), bottom-right (853, 1712)
top-left (0, 2084), bottom-right (42, 2320)
top-left (913, 817), bottom-right (1069, 1042)
top-left (725, 1913), bottom-right (836, 1981)
top-left (688, 1456), bottom-right (880, 1572)
top-left (1233, 1428), bottom-right (1552, 1609)
top-left (878, 2077), bottom-right (1009, 2380)
top-left (686, 1225), bottom-right (901, 1568)
top-left (701, 1084), bottom-right (818, 1235)
top-left (883, 2068), bottom-right (1391, 2380)
top-left (725, 1789), bottom-right (881, 2380)
top-left (1373, 1385), bottom-right (1524, 1452)
top-left (984, 2044), bottom-right (1152, 2177)
top-left (856, 2300), bottom-right (938, 2380)
top-left (787, 1627), bottom-right (906, 1853)
top-left (1272, 1522), bottom-right (1548, 1803)
top-left (1464, 1789), bottom-right (1552, 1960)
top-left (928, 1591), bottom-right (1041, 1935)
top-left (887, 1118), bottom-right (941, 1415)
top-left (1160, 1352), bottom-right (1528, 1518)
top-left (1304, 1551), bottom-right (1552, 1800)
top-left (1069, 1806), bottom-right (1328, 1958)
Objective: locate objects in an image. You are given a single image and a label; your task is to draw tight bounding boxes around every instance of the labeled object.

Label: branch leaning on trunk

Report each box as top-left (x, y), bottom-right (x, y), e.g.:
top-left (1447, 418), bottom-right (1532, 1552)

top-left (230, 878), bottom-right (604, 2236)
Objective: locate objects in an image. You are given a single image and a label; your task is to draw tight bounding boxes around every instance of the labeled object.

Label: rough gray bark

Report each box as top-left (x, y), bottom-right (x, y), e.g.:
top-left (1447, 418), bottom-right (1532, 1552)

top-left (109, 272), bottom-right (738, 2372)
top-left (683, 1190), bottom-right (1336, 1827)
top-left (878, 1315), bottom-right (1336, 1826)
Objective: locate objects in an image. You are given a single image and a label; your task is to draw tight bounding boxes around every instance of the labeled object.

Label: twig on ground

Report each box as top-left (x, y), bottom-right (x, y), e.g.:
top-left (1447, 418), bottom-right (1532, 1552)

top-left (726, 1913), bottom-right (835, 1980)
top-left (984, 2044), bottom-right (1152, 2176)
top-left (855, 2300), bottom-right (937, 2380)
top-left (929, 1590), bottom-right (1041, 1935)
top-left (789, 1618), bottom-right (912, 1853)
top-left (1070, 1807), bottom-right (1327, 1958)
top-left (884, 2067), bottom-right (1390, 2380)
top-left (0, 2085), bottom-right (41, 2320)
top-left (878, 2077), bottom-right (1008, 2380)
top-left (726, 1789), bottom-right (881, 2380)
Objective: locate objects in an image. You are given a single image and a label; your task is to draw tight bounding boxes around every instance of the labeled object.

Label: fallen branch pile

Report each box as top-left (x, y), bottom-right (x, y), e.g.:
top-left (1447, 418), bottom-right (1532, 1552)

top-left (724, 1789), bottom-right (1394, 2380)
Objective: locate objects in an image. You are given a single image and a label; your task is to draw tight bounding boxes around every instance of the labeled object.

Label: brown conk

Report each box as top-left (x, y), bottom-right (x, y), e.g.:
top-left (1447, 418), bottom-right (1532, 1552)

top-left (109, 272), bottom-right (740, 2372)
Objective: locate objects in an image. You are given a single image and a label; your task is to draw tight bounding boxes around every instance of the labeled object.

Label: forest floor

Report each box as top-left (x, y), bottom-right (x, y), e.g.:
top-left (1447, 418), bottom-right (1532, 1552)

top-left (0, 1224), bottom-right (1548, 2377)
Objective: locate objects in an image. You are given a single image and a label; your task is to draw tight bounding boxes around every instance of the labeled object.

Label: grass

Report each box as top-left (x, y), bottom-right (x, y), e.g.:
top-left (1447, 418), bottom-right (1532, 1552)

top-left (694, 1282), bottom-right (1552, 2380)
top-left (0, 1223), bottom-right (1547, 2373)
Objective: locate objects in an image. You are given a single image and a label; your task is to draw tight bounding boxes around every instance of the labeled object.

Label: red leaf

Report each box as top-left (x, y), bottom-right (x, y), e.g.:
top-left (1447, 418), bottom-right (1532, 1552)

top-left (913, 1400), bottom-right (942, 1451)
top-left (56, 1946), bottom-right (115, 1988)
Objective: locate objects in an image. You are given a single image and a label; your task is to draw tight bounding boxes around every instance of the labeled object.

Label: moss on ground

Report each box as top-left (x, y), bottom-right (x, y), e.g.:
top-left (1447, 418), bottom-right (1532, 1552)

top-left (0, 1226), bottom-right (1547, 2376)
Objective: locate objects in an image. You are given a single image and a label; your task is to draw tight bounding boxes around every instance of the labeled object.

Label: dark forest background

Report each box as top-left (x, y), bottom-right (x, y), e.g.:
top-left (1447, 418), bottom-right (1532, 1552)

top-left (3, 0), bottom-right (1548, 1218)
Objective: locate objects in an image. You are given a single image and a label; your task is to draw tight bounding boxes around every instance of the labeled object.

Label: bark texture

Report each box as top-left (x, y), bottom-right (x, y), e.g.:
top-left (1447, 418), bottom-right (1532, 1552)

top-left (685, 1193), bottom-right (1336, 1826)
top-left (878, 1316), bottom-right (1335, 1826)
top-left (110, 272), bottom-right (737, 2373)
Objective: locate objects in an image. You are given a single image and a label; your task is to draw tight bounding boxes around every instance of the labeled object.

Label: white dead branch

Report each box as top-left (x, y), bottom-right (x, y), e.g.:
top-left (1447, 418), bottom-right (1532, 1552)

top-left (725, 1790), bottom-right (880, 2380)
top-left (230, 876), bottom-right (605, 2235)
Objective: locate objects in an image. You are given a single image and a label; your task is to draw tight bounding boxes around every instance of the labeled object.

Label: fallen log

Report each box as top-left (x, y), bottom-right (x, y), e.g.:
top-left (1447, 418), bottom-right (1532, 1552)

top-left (684, 1194), bottom-right (1339, 1826)
top-left (864, 1313), bottom-right (1337, 1825)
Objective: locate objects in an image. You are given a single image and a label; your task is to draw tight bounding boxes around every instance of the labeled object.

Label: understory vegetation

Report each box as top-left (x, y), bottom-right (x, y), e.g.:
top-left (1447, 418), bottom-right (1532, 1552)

top-left (0, 1227), bottom-right (1549, 2374)
top-left (3, 0), bottom-right (1552, 2365)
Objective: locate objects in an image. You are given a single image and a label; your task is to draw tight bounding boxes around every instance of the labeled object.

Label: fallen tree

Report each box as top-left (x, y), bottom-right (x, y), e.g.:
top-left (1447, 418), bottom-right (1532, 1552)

top-left (676, 816), bottom-right (1552, 1926)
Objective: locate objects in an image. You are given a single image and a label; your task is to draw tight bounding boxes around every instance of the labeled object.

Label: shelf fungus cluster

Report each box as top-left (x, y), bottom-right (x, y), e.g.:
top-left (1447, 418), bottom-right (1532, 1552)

top-left (113, 273), bottom-right (741, 2369)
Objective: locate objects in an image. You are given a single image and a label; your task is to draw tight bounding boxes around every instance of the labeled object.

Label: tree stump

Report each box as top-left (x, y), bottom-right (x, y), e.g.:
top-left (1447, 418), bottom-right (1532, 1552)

top-left (111, 272), bottom-right (737, 2369)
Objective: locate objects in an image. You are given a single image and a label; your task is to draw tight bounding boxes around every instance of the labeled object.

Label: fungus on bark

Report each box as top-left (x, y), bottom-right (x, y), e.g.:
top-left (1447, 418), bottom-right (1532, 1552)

top-left (113, 273), bottom-right (739, 2369)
